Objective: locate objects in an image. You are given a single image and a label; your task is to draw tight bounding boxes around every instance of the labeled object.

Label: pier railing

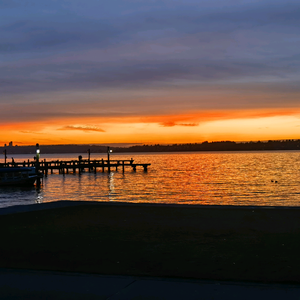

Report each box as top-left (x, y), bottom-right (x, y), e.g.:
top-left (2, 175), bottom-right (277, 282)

top-left (0, 158), bottom-right (151, 175)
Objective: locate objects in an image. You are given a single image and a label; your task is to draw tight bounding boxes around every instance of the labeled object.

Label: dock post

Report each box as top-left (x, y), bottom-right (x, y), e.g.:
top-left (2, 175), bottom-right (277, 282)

top-left (59, 161), bottom-right (63, 174)
top-left (45, 161), bottom-right (48, 176)
top-left (122, 161), bottom-right (125, 173)
top-left (3, 149), bottom-right (7, 166)
top-left (78, 155), bottom-right (82, 175)
top-left (101, 159), bottom-right (104, 172)
top-left (87, 149), bottom-right (91, 172)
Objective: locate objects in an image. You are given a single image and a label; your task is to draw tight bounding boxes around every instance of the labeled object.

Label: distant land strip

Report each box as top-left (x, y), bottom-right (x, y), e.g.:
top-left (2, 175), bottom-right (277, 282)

top-left (1, 139), bottom-right (300, 155)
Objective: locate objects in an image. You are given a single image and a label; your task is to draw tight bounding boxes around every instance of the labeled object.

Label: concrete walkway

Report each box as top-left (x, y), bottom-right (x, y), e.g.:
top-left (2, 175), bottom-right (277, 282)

top-left (1, 268), bottom-right (300, 299)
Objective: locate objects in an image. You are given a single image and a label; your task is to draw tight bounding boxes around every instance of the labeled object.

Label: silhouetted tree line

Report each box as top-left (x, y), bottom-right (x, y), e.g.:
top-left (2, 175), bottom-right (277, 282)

top-left (113, 140), bottom-right (300, 152)
top-left (1, 140), bottom-right (300, 155)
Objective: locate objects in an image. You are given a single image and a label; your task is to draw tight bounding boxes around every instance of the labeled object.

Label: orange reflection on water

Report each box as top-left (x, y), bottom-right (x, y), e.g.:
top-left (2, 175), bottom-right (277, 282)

top-left (3, 152), bottom-right (300, 207)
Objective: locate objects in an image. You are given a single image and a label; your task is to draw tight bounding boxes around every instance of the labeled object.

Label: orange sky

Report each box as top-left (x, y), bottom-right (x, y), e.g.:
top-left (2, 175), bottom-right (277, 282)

top-left (1, 107), bottom-right (300, 146)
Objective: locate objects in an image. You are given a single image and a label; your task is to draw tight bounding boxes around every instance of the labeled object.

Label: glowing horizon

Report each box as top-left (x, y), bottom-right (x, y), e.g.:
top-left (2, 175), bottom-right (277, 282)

top-left (1, 109), bottom-right (300, 146)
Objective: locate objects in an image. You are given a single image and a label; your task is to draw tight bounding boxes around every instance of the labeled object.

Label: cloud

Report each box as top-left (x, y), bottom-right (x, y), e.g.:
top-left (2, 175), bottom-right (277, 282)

top-left (0, 0), bottom-right (300, 127)
top-left (58, 125), bottom-right (105, 132)
top-left (143, 108), bottom-right (300, 127)
top-left (160, 122), bottom-right (199, 127)
top-left (20, 130), bottom-right (44, 134)
top-left (178, 123), bottom-right (199, 126)
top-left (1, 57), bottom-right (300, 99)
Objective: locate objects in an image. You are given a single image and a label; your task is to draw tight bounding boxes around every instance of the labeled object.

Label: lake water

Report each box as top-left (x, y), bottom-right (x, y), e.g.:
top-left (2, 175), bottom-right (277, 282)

top-left (0, 151), bottom-right (300, 208)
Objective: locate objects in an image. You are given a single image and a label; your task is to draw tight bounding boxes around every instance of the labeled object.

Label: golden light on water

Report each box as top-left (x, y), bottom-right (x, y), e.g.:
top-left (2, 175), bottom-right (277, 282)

top-left (7, 151), bottom-right (299, 207)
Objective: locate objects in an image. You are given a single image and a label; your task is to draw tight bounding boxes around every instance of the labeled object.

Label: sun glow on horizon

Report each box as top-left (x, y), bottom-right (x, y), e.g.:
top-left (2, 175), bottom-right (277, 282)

top-left (1, 111), bottom-right (299, 146)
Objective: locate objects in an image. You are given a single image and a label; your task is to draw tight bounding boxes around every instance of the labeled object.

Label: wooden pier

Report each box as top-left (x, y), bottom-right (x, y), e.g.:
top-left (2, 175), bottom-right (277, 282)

top-left (0, 158), bottom-right (151, 176)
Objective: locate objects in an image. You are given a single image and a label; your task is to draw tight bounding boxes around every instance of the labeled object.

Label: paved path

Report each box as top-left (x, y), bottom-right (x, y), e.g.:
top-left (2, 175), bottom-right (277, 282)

top-left (1, 268), bottom-right (300, 299)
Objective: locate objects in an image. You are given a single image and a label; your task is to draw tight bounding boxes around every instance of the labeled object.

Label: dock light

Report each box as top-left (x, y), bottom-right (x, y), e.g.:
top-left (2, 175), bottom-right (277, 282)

top-left (107, 147), bottom-right (112, 169)
top-left (35, 143), bottom-right (41, 187)
top-left (36, 143), bottom-right (40, 160)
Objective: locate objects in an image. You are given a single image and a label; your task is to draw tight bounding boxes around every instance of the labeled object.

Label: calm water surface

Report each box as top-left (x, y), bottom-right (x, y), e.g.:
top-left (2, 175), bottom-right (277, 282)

top-left (1, 151), bottom-right (300, 208)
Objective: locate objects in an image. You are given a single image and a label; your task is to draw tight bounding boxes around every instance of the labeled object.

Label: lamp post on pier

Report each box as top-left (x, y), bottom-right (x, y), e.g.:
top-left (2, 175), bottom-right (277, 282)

top-left (36, 143), bottom-right (41, 187)
top-left (36, 143), bottom-right (40, 161)
top-left (107, 146), bottom-right (113, 172)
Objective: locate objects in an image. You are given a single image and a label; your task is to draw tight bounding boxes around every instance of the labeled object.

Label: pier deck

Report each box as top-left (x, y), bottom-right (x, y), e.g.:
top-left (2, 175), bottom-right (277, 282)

top-left (0, 159), bottom-right (151, 175)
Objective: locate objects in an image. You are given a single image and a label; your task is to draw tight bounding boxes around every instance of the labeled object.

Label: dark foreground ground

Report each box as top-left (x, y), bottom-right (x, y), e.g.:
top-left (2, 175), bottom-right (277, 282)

top-left (1, 201), bottom-right (300, 284)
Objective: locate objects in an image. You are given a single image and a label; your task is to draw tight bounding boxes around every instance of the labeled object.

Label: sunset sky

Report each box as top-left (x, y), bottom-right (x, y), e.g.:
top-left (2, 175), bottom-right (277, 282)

top-left (1, 0), bottom-right (300, 145)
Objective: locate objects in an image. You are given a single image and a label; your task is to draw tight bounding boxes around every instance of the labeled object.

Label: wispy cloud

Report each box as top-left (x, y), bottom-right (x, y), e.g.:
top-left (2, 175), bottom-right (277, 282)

top-left (20, 130), bottom-right (44, 134)
top-left (160, 122), bottom-right (199, 127)
top-left (58, 125), bottom-right (105, 132)
top-left (178, 123), bottom-right (199, 127)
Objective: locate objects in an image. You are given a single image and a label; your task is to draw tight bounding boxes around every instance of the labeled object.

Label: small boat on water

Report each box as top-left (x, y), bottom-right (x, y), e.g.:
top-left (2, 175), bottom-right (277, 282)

top-left (0, 167), bottom-right (38, 186)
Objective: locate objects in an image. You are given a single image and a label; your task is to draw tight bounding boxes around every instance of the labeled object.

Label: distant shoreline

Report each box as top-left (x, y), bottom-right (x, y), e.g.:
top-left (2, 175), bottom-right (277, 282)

top-left (1, 139), bottom-right (300, 155)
